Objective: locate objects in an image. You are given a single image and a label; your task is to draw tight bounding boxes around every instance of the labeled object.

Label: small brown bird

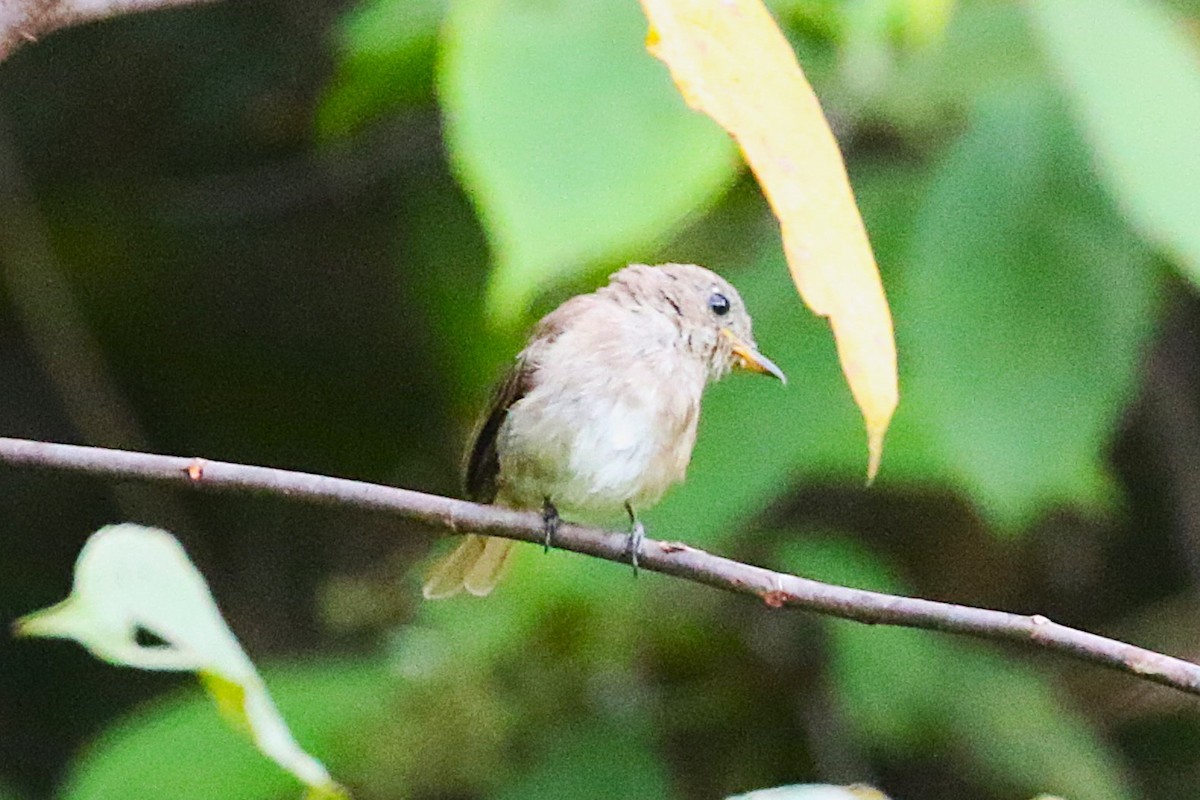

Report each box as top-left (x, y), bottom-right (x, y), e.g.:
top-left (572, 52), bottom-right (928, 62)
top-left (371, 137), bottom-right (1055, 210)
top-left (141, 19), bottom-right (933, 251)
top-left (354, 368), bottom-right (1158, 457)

top-left (422, 263), bottom-right (785, 599)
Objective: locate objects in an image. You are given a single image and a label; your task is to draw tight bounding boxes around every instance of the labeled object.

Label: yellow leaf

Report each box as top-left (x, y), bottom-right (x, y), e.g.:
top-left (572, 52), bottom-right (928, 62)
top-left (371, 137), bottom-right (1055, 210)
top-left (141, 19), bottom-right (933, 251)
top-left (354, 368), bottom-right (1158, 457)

top-left (639, 0), bottom-right (899, 480)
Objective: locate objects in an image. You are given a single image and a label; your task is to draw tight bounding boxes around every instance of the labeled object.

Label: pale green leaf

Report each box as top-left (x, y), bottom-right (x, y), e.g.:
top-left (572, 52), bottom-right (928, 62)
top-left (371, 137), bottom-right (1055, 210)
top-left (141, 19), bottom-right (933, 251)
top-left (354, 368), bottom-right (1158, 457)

top-left (728, 784), bottom-right (889, 800)
top-left (17, 525), bottom-right (346, 799)
top-left (441, 0), bottom-right (739, 322)
top-left (16, 525), bottom-right (252, 674)
top-left (1027, 0), bottom-right (1200, 288)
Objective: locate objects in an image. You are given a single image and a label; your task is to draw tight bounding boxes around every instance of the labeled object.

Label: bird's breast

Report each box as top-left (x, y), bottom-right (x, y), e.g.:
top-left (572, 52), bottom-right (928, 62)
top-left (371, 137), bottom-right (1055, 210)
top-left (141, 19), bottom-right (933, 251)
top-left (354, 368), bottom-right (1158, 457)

top-left (495, 361), bottom-right (703, 517)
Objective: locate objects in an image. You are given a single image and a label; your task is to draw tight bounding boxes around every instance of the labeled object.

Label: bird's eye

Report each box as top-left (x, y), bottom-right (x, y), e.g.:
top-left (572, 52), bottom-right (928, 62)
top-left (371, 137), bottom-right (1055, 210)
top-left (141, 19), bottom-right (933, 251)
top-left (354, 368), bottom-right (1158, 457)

top-left (708, 292), bottom-right (731, 316)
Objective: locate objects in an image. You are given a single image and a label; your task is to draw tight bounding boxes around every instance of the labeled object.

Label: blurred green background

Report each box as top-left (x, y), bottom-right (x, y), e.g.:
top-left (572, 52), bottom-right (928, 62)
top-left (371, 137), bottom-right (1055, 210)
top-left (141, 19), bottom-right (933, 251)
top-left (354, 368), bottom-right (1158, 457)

top-left (1, 0), bottom-right (1200, 797)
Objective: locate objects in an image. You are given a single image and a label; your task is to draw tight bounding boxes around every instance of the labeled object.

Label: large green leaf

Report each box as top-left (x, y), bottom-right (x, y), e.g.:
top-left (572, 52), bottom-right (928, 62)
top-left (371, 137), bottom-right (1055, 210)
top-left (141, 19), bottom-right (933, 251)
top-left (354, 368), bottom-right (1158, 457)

top-left (901, 87), bottom-right (1158, 527)
top-left (776, 536), bottom-right (1134, 800)
top-left (1027, 0), bottom-right (1200, 289)
top-left (441, 0), bottom-right (740, 322)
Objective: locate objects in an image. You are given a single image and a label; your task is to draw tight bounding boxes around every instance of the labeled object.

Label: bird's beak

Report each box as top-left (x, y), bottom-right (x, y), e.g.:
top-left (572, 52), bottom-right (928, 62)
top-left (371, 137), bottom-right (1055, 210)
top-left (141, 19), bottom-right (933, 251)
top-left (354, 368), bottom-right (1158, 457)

top-left (721, 329), bottom-right (787, 384)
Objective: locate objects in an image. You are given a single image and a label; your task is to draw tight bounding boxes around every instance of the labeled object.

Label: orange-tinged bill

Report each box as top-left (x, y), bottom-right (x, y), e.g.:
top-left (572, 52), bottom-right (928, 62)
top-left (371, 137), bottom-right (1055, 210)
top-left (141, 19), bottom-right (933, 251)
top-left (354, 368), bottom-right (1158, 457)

top-left (639, 0), bottom-right (899, 481)
top-left (722, 327), bottom-right (786, 383)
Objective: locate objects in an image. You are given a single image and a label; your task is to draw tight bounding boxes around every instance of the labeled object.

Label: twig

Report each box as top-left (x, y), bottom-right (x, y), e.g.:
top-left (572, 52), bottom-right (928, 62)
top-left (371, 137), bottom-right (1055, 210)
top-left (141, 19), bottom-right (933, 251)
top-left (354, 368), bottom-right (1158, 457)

top-left (3, 435), bottom-right (1200, 697)
top-left (0, 0), bottom-right (217, 62)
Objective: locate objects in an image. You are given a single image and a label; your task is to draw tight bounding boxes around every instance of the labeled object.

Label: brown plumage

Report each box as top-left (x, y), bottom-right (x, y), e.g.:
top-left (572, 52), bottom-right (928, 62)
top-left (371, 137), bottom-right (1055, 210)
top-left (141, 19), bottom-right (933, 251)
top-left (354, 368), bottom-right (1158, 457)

top-left (423, 263), bottom-right (784, 599)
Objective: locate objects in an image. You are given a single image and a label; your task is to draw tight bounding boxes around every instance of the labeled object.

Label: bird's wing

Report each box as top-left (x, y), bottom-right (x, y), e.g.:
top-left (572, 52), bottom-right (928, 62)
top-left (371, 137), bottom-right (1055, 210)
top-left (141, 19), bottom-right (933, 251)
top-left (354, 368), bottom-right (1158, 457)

top-left (463, 297), bottom-right (584, 503)
top-left (464, 357), bottom-right (532, 503)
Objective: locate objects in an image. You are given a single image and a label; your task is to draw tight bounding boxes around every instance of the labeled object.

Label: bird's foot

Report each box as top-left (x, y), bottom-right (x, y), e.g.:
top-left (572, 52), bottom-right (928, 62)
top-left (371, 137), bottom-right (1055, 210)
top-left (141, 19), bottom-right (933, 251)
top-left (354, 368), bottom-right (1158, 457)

top-left (624, 502), bottom-right (643, 577)
top-left (542, 499), bottom-right (560, 553)
top-left (626, 520), bottom-right (645, 576)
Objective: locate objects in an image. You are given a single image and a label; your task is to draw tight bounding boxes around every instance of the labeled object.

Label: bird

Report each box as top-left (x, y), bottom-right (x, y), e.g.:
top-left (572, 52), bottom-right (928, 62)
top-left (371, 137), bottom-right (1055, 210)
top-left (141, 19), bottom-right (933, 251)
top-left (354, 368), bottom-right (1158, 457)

top-left (422, 262), bottom-right (785, 599)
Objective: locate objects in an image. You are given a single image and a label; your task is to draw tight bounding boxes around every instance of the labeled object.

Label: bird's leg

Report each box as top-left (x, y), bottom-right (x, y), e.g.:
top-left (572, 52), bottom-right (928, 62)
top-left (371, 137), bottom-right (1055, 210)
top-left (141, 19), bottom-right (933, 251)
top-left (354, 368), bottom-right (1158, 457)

top-left (542, 498), bottom-right (560, 553)
top-left (625, 501), bottom-right (644, 577)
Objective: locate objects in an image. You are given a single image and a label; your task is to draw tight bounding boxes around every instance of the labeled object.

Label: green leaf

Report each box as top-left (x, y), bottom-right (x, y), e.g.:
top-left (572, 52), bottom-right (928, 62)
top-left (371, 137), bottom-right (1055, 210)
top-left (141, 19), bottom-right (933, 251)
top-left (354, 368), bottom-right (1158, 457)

top-left (1027, 0), bottom-right (1200, 289)
top-left (901, 88), bottom-right (1158, 527)
top-left (61, 659), bottom-right (395, 800)
top-left (495, 717), bottom-right (674, 800)
top-left (441, 0), bottom-right (740, 322)
top-left (776, 536), bottom-right (1134, 800)
top-left (317, 0), bottom-right (445, 139)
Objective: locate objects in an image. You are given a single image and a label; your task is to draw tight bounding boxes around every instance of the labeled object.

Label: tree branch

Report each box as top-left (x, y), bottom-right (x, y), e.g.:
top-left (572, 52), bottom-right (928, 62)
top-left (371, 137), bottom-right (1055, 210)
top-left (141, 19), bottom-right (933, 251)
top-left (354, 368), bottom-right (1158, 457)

top-left (0, 0), bottom-right (215, 62)
top-left (3, 435), bottom-right (1199, 696)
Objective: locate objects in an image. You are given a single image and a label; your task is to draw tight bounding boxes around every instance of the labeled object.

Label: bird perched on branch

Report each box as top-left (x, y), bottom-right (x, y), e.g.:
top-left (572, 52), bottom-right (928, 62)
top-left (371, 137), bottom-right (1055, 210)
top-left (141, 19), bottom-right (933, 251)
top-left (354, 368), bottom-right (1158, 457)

top-left (422, 262), bottom-right (785, 599)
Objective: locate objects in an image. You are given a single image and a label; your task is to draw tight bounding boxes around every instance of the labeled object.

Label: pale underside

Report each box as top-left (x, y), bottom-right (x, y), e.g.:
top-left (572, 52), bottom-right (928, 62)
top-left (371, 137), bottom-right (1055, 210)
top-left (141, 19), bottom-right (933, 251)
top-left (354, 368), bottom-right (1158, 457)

top-left (423, 352), bottom-right (704, 599)
top-left (494, 301), bottom-right (705, 517)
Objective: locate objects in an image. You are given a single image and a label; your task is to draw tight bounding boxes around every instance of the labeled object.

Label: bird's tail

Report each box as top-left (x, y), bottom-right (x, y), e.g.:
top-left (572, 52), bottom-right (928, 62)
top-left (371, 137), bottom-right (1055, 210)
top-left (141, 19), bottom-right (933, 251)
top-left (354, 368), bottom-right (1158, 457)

top-left (422, 535), bottom-right (517, 599)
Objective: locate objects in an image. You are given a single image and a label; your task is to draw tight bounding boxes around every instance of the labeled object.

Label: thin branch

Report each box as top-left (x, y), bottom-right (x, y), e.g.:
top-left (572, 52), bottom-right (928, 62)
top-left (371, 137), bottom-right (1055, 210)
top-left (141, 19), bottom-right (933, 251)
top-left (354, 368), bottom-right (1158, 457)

top-left (0, 0), bottom-right (216, 62)
top-left (3, 435), bottom-right (1200, 697)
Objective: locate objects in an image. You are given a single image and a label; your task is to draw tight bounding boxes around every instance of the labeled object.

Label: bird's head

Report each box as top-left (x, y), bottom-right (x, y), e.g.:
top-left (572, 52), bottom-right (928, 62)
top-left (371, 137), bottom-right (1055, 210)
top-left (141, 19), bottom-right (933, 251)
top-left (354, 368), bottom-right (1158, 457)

top-left (605, 263), bottom-right (786, 385)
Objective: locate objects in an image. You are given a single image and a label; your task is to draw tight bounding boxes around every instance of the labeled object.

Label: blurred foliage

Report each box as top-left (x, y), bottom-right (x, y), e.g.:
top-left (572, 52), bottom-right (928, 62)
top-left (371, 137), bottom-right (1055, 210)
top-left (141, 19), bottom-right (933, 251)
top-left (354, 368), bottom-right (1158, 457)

top-left (318, 0), bottom-right (444, 137)
top-left (903, 87), bottom-right (1157, 526)
top-left (2, 0), bottom-right (1200, 799)
top-left (60, 660), bottom-right (398, 800)
top-left (1029, 0), bottom-right (1200, 290)
top-left (779, 537), bottom-right (1133, 800)
top-left (441, 0), bottom-right (738, 321)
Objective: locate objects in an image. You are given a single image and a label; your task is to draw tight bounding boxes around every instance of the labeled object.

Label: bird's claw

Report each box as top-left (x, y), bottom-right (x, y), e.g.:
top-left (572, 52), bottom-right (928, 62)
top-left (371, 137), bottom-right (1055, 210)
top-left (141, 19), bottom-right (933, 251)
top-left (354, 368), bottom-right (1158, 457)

top-left (623, 501), bottom-right (644, 577)
top-left (626, 520), bottom-right (645, 576)
top-left (542, 499), bottom-right (560, 554)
